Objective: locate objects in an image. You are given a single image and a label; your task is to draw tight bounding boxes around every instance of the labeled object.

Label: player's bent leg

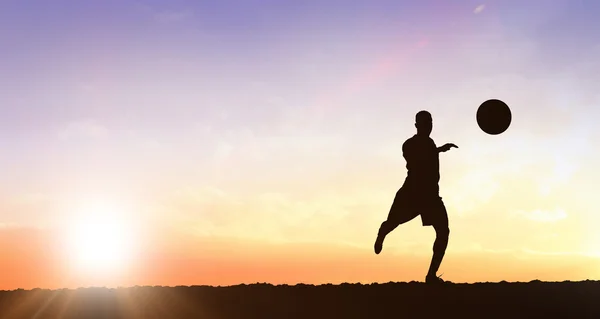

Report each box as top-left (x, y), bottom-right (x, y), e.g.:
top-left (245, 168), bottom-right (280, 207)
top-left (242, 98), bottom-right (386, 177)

top-left (375, 189), bottom-right (418, 255)
top-left (374, 219), bottom-right (398, 255)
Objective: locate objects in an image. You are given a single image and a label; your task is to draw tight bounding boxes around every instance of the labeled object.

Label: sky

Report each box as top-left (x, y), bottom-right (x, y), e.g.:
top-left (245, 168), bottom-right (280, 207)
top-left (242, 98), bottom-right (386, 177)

top-left (1, 0), bottom-right (600, 290)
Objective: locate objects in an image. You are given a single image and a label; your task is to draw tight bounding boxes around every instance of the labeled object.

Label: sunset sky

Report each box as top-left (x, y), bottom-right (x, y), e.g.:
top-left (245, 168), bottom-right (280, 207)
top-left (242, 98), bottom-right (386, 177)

top-left (1, 0), bottom-right (600, 290)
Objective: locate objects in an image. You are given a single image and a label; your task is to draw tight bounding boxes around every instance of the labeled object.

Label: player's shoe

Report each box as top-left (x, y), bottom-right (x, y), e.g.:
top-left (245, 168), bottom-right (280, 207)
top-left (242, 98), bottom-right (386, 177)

top-left (425, 273), bottom-right (449, 285)
top-left (374, 232), bottom-right (385, 254)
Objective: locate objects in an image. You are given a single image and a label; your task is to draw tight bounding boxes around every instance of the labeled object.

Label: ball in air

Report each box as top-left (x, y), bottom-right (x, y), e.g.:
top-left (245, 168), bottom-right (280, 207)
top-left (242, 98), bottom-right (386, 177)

top-left (476, 99), bottom-right (512, 135)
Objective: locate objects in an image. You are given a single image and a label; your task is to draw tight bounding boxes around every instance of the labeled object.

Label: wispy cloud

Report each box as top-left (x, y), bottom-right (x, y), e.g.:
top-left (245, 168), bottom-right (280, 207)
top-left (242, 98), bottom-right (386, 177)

top-left (514, 208), bottom-right (568, 223)
top-left (444, 169), bottom-right (500, 216)
top-left (154, 10), bottom-right (194, 23)
top-left (474, 4), bottom-right (486, 14)
top-left (158, 185), bottom-right (385, 245)
top-left (136, 3), bottom-right (194, 24)
top-left (520, 248), bottom-right (594, 257)
top-left (13, 193), bottom-right (53, 205)
top-left (58, 119), bottom-right (109, 141)
top-left (0, 223), bottom-right (19, 229)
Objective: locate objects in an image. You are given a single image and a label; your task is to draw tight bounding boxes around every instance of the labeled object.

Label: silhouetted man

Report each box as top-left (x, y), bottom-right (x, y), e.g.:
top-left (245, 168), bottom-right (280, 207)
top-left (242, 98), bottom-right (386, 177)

top-left (374, 110), bottom-right (457, 284)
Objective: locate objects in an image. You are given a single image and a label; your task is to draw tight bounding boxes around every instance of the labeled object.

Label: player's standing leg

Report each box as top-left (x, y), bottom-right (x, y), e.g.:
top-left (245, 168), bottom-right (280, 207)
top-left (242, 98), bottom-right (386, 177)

top-left (424, 197), bottom-right (450, 283)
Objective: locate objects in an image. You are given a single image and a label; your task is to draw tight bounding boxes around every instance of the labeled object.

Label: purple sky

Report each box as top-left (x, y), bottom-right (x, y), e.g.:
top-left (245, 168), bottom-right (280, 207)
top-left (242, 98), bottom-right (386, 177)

top-left (0, 0), bottom-right (600, 259)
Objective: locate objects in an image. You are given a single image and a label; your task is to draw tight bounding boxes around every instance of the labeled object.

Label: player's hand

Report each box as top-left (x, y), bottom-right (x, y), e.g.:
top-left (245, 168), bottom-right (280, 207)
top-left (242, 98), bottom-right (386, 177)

top-left (439, 143), bottom-right (458, 152)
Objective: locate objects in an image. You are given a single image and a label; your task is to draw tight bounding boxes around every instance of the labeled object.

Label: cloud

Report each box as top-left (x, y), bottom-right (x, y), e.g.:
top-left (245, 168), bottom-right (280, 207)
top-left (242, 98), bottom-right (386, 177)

top-left (0, 223), bottom-right (19, 229)
top-left (0, 193), bottom-right (61, 227)
top-left (154, 10), bottom-right (194, 23)
top-left (136, 3), bottom-right (194, 24)
top-left (538, 156), bottom-right (580, 196)
top-left (58, 119), bottom-right (109, 141)
top-left (474, 4), bottom-right (486, 14)
top-left (13, 193), bottom-right (53, 205)
top-left (214, 142), bottom-right (235, 161)
top-left (157, 184), bottom-right (389, 246)
top-left (513, 208), bottom-right (568, 223)
top-left (520, 248), bottom-right (594, 257)
top-left (444, 169), bottom-right (500, 216)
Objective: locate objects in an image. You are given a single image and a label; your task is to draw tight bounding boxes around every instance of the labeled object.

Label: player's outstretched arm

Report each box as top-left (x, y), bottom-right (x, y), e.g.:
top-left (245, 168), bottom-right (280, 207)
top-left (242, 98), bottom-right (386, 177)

top-left (437, 143), bottom-right (458, 153)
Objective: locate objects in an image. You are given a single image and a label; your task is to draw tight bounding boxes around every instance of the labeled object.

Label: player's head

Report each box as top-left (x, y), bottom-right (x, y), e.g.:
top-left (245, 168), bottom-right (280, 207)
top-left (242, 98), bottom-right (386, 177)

top-left (415, 110), bottom-right (432, 136)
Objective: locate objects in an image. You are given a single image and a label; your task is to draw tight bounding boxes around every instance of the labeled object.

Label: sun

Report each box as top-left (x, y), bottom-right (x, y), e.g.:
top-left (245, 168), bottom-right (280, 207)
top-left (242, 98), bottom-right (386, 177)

top-left (69, 216), bottom-right (131, 271)
top-left (64, 202), bottom-right (138, 275)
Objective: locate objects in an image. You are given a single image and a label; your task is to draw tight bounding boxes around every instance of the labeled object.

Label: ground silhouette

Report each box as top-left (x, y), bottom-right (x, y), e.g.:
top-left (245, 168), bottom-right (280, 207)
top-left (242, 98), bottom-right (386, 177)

top-left (0, 281), bottom-right (598, 318)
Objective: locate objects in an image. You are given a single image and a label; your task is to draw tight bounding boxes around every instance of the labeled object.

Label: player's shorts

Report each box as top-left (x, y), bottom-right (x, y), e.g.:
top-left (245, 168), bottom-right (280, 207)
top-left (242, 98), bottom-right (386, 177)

top-left (386, 185), bottom-right (448, 228)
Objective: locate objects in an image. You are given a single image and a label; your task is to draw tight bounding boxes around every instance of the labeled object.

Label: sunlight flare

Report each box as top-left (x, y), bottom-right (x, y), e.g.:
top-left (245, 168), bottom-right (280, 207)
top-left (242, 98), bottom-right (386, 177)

top-left (63, 201), bottom-right (139, 275)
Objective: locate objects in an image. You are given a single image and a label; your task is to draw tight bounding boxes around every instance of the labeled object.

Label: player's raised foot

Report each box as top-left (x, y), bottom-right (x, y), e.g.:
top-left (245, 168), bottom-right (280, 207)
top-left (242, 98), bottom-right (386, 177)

top-left (425, 273), bottom-right (449, 285)
top-left (374, 233), bottom-right (385, 255)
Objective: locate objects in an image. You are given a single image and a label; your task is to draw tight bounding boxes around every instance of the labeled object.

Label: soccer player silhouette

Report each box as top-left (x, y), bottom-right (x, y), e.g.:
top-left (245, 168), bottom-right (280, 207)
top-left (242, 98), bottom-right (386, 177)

top-left (374, 110), bottom-right (458, 284)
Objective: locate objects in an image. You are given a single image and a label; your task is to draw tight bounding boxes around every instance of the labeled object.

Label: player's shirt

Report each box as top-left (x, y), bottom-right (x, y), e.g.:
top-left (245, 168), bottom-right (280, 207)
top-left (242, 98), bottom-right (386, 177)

top-left (402, 134), bottom-right (439, 194)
